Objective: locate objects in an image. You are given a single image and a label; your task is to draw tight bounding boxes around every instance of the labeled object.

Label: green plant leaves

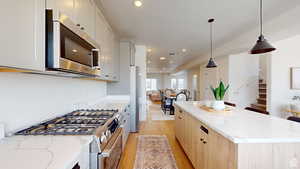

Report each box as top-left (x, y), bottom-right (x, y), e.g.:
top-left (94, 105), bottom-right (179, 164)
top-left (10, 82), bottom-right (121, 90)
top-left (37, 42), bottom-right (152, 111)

top-left (210, 81), bottom-right (229, 100)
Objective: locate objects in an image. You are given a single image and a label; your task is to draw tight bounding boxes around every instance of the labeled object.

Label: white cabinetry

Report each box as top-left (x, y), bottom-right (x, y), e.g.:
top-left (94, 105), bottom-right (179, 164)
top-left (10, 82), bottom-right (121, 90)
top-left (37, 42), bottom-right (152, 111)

top-left (0, 0), bottom-right (45, 71)
top-left (95, 7), bottom-right (120, 81)
top-left (46, 0), bottom-right (75, 21)
top-left (47, 0), bottom-right (95, 39)
top-left (1, 0), bottom-right (119, 78)
top-left (74, 0), bottom-right (95, 38)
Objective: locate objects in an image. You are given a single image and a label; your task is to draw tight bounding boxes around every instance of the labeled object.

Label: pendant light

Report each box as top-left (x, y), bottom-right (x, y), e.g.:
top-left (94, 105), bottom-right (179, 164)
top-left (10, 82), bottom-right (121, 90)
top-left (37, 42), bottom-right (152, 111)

top-left (206, 18), bottom-right (217, 68)
top-left (250, 0), bottom-right (276, 54)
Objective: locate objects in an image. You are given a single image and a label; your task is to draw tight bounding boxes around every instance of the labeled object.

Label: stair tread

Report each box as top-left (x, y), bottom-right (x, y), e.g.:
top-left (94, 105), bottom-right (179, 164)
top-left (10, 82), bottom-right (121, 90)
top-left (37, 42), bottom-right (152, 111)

top-left (252, 103), bottom-right (266, 108)
top-left (257, 98), bottom-right (266, 101)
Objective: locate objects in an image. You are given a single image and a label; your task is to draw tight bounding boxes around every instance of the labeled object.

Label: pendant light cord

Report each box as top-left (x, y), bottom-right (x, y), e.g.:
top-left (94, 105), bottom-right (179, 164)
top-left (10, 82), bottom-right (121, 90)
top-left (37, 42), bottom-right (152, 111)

top-left (210, 21), bottom-right (213, 59)
top-left (260, 0), bottom-right (263, 36)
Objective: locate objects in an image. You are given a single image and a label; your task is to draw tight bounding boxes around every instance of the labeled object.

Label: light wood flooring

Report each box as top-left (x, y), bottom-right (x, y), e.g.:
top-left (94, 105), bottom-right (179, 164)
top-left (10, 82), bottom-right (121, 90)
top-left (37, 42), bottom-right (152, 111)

top-left (118, 103), bottom-right (194, 169)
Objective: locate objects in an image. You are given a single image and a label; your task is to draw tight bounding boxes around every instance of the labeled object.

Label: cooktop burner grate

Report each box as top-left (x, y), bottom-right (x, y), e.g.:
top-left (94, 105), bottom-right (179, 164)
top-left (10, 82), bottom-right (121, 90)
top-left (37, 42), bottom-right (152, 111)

top-left (15, 109), bottom-right (119, 135)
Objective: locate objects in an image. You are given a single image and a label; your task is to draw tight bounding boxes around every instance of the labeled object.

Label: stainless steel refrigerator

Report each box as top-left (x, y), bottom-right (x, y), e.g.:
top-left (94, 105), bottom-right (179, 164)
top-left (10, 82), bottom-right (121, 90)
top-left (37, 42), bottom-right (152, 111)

top-left (130, 66), bottom-right (140, 132)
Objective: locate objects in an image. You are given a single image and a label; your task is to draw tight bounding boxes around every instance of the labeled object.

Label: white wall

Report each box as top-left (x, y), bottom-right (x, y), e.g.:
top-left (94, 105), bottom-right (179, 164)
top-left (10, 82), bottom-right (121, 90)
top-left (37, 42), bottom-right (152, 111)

top-left (259, 54), bottom-right (268, 81)
top-left (135, 45), bottom-right (147, 121)
top-left (268, 34), bottom-right (300, 117)
top-left (228, 52), bottom-right (259, 108)
top-left (0, 73), bottom-right (107, 135)
top-left (199, 56), bottom-right (229, 100)
top-left (187, 65), bottom-right (200, 100)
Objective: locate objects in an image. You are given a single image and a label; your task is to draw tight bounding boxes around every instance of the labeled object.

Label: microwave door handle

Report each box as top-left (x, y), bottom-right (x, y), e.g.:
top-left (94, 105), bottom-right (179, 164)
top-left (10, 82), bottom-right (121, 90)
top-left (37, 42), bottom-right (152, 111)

top-left (92, 49), bottom-right (100, 69)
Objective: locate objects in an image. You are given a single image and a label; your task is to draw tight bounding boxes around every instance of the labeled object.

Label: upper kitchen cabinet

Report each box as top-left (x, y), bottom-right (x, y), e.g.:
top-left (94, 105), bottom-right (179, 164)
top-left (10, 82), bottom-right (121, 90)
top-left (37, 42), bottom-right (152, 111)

top-left (46, 0), bottom-right (76, 21)
top-left (0, 0), bottom-right (45, 71)
top-left (47, 0), bottom-right (95, 39)
top-left (74, 0), bottom-right (96, 39)
top-left (95, 7), bottom-right (120, 81)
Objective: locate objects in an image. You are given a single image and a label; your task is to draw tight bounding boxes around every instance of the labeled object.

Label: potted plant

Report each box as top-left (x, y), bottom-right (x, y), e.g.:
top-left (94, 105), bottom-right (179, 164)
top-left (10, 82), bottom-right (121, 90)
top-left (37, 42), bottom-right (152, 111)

top-left (210, 81), bottom-right (229, 110)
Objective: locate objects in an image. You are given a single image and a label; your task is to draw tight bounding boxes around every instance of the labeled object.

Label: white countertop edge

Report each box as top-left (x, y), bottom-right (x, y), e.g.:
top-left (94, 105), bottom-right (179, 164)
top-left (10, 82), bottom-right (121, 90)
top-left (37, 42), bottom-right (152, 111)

top-left (175, 102), bottom-right (300, 144)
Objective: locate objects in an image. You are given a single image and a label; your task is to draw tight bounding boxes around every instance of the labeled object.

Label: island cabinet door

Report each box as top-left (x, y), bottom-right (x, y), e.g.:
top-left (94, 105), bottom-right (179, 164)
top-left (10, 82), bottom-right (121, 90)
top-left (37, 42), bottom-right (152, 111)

top-left (184, 112), bottom-right (193, 156)
top-left (190, 117), bottom-right (204, 169)
top-left (174, 108), bottom-right (181, 140)
top-left (196, 123), bottom-right (209, 169)
top-left (207, 130), bottom-right (237, 169)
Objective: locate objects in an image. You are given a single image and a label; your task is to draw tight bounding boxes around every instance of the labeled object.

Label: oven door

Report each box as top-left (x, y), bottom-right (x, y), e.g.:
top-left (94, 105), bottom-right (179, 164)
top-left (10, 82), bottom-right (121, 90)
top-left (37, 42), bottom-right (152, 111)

top-left (46, 10), bottom-right (101, 76)
top-left (98, 128), bottom-right (123, 169)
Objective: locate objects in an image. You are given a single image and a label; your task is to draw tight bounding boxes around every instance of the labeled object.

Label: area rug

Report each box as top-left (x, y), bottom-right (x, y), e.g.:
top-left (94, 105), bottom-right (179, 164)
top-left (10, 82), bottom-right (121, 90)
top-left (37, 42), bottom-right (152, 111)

top-left (133, 135), bottom-right (178, 169)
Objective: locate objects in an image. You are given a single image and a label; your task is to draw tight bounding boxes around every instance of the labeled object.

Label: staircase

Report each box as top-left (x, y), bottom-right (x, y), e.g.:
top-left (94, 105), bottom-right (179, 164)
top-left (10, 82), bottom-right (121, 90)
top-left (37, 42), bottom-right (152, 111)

top-left (251, 79), bottom-right (267, 111)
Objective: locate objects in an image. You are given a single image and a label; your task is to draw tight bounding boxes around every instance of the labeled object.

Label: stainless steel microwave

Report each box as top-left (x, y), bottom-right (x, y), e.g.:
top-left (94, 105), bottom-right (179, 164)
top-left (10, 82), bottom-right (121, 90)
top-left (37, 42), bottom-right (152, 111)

top-left (46, 10), bottom-right (101, 76)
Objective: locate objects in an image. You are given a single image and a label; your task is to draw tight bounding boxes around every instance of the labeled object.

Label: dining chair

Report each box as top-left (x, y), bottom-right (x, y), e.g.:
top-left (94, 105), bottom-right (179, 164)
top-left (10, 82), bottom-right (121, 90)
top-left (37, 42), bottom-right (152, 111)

top-left (224, 102), bottom-right (236, 107)
top-left (176, 92), bottom-right (188, 101)
top-left (245, 107), bottom-right (269, 115)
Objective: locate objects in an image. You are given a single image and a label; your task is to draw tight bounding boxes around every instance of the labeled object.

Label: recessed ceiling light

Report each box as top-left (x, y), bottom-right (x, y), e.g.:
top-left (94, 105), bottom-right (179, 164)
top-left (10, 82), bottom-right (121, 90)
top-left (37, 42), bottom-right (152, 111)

top-left (182, 48), bottom-right (187, 52)
top-left (147, 48), bottom-right (152, 52)
top-left (134, 0), bottom-right (143, 7)
top-left (160, 57), bottom-right (166, 60)
top-left (147, 60), bottom-right (151, 64)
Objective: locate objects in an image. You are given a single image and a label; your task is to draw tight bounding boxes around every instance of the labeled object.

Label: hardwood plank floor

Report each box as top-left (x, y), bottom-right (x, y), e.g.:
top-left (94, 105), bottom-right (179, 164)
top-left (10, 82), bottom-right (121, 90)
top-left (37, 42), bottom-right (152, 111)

top-left (118, 103), bottom-right (194, 169)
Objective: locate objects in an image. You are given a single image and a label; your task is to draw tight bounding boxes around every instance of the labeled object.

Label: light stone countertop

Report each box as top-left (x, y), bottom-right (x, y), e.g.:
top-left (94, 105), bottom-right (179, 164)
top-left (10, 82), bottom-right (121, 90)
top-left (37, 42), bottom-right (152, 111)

top-left (0, 95), bottom-right (130, 169)
top-left (175, 101), bottom-right (300, 144)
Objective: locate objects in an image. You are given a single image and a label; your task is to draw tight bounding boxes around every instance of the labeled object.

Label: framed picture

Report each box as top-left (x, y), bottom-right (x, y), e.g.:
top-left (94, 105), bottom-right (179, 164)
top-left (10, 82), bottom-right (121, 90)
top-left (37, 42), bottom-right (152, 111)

top-left (291, 67), bottom-right (300, 89)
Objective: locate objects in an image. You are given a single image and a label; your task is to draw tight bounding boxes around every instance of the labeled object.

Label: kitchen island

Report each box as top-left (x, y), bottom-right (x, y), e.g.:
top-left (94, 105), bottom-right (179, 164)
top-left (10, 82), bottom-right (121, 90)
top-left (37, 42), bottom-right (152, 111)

top-left (174, 101), bottom-right (300, 169)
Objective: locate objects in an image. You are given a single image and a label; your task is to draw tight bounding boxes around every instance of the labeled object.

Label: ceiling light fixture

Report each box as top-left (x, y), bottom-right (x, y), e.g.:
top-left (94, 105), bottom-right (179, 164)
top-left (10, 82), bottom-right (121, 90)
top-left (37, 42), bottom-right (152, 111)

top-left (160, 57), bottom-right (166, 60)
top-left (147, 48), bottom-right (152, 52)
top-left (134, 0), bottom-right (143, 7)
top-left (206, 18), bottom-right (217, 68)
top-left (250, 0), bottom-right (276, 54)
top-left (182, 49), bottom-right (187, 52)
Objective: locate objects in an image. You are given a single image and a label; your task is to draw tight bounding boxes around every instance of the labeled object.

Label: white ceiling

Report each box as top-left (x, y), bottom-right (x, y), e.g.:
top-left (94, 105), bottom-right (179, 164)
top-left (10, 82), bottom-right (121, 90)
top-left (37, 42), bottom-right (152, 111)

top-left (98, 0), bottom-right (300, 73)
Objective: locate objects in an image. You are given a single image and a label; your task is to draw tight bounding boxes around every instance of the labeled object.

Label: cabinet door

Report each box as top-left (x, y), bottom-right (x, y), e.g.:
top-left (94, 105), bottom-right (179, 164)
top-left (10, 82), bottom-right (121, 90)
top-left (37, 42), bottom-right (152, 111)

top-left (175, 108), bottom-right (181, 140)
top-left (0, 0), bottom-right (45, 71)
top-left (46, 0), bottom-right (75, 21)
top-left (112, 35), bottom-right (120, 81)
top-left (207, 129), bottom-right (237, 169)
top-left (184, 113), bottom-right (192, 157)
top-left (74, 0), bottom-right (95, 38)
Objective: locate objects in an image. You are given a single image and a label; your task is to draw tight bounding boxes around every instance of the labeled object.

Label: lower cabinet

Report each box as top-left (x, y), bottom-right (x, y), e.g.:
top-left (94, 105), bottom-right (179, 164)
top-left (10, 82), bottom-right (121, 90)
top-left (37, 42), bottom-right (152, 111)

top-left (175, 106), bottom-right (236, 169)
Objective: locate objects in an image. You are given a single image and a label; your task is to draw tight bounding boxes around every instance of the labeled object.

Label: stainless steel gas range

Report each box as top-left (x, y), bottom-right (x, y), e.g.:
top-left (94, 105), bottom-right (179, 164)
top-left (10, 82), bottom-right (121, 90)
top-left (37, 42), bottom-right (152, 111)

top-left (15, 109), bottom-right (123, 169)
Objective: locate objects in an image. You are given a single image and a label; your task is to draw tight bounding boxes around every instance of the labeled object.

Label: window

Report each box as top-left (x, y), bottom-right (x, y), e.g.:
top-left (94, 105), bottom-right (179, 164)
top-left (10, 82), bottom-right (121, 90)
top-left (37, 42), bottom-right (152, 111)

top-left (177, 79), bottom-right (184, 90)
top-left (146, 79), bottom-right (157, 91)
top-left (171, 79), bottom-right (177, 89)
top-left (170, 78), bottom-right (185, 90)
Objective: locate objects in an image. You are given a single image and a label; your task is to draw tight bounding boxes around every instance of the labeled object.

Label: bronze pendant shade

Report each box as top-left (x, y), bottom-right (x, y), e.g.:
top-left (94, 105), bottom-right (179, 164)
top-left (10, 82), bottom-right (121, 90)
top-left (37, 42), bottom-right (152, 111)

top-left (250, 35), bottom-right (276, 54)
top-left (206, 18), bottom-right (218, 68)
top-left (250, 0), bottom-right (276, 54)
top-left (206, 58), bottom-right (217, 68)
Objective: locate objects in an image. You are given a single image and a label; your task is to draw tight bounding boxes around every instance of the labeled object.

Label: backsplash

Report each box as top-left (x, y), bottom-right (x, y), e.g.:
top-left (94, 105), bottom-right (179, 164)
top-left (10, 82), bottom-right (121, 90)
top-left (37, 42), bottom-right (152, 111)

top-left (0, 72), bottom-right (107, 135)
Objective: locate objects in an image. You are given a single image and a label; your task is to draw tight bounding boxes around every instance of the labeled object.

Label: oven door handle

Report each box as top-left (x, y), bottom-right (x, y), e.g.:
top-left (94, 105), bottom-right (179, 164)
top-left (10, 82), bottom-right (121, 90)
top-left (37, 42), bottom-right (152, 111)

top-left (100, 128), bottom-right (123, 158)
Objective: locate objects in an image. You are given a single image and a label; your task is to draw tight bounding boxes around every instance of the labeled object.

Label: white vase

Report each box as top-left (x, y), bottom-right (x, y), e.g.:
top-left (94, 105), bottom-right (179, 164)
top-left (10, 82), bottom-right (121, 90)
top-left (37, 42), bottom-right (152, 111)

top-left (213, 100), bottom-right (225, 111)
